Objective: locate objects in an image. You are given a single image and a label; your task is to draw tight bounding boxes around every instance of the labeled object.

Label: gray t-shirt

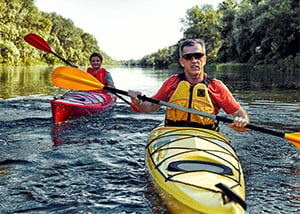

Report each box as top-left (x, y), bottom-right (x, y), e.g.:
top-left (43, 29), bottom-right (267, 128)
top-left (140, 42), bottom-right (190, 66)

top-left (106, 71), bottom-right (114, 84)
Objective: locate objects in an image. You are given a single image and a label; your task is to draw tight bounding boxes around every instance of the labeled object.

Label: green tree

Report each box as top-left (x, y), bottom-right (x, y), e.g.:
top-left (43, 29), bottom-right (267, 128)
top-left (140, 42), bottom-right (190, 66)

top-left (230, 0), bottom-right (254, 63)
top-left (0, 0), bottom-right (52, 65)
top-left (180, 5), bottom-right (222, 62)
top-left (216, 0), bottom-right (238, 62)
top-left (252, 0), bottom-right (299, 64)
top-left (0, 0), bottom-right (116, 65)
top-left (231, 0), bottom-right (299, 64)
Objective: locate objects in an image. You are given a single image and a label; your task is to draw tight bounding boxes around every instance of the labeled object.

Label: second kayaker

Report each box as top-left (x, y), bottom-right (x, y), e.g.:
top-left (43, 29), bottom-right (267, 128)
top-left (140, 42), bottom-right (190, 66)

top-left (87, 52), bottom-right (115, 88)
top-left (128, 38), bottom-right (249, 132)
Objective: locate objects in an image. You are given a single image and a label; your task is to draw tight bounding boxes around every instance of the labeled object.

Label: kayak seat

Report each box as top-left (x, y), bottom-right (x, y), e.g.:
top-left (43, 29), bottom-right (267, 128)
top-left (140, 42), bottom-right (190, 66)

top-left (93, 94), bottom-right (105, 104)
top-left (64, 95), bottom-right (85, 101)
top-left (167, 160), bottom-right (233, 175)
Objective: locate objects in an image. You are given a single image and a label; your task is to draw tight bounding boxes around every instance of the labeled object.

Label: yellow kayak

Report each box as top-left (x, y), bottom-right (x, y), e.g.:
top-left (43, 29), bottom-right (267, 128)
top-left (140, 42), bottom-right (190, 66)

top-left (145, 125), bottom-right (246, 213)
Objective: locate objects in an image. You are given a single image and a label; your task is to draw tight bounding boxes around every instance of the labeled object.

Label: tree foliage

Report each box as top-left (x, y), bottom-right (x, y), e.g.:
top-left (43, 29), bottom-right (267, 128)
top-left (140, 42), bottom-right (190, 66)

top-left (133, 0), bottom-right (299, 71)
top-left (1, 0), bottom-right (299, 70)
top-left (0, 0), bottom-right (116, 65)
top-left (181, 4), bottom-right (222, 62)
top-left (139, 45), bottom-right (177, 68)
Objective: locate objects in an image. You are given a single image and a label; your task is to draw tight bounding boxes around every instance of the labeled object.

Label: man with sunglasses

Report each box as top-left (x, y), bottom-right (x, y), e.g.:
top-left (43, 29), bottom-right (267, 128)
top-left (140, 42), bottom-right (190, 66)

top-left (128, 39), bottom-right (249, 131)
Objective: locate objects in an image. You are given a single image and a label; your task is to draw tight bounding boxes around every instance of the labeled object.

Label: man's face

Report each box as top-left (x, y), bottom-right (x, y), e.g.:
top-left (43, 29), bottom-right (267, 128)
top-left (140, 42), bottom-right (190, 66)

top-left (180, 43), bottom-right (206, 79)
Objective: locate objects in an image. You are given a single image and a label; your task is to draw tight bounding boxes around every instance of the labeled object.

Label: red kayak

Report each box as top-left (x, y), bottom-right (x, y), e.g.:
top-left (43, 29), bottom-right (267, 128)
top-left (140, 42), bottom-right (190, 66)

top-left (51, 90), bottom-right (117, 123)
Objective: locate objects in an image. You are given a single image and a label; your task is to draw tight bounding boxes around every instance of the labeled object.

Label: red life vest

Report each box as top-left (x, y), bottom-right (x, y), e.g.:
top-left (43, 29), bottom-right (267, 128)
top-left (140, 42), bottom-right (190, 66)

top-left (87, 67), bottom-right (107, 85)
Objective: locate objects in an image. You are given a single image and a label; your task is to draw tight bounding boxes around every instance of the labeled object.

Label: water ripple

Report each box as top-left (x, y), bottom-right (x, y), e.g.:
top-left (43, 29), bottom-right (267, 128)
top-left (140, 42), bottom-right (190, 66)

top-left (0, 96), bottom-right (299, 213)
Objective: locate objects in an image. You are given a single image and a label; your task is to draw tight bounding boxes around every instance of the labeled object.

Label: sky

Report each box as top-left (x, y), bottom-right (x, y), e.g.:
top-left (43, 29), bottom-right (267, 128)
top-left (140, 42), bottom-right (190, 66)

top-left (35, 0), bottom-right (223, 60)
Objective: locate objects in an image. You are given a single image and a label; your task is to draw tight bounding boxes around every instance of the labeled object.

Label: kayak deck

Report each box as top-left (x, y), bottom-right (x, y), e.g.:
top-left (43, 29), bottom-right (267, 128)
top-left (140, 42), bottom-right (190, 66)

top-left (145, 125), bottom-right (246, 213)
top-left (51, 90), bottom-right (116, 123)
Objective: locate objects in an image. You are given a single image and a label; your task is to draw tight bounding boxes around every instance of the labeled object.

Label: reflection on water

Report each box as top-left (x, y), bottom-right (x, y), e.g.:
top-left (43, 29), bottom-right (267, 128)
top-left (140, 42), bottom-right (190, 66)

top-left (207, 65), bottom-right (300, 90)
top-left (0, 65), bottom-right (299, 100)
top-left (0, 66), bottom-right (62, 98)
top-left (0, 166), bottom-right (13, 176)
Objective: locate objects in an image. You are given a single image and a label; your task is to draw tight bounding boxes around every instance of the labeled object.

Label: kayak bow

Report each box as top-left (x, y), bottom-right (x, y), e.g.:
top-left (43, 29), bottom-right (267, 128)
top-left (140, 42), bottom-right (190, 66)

top-left (51, 90), bottom-right (116, 123)
top-left (146, 125), bottom-right (246, 213)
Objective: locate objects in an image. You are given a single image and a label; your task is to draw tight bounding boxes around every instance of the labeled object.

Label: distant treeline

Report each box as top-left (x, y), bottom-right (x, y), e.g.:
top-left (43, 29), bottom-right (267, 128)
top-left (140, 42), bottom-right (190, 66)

top-left (0, 0), bottom-right (116, 66)
top-left (0, 0), bottom-right (299, 71)
top-left (128, 0), bottom-right (299, 72)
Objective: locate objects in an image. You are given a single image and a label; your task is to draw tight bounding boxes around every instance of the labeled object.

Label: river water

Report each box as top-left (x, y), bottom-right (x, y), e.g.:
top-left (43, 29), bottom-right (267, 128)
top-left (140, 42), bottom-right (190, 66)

top-left (0, 66), bottom-right (299, 213)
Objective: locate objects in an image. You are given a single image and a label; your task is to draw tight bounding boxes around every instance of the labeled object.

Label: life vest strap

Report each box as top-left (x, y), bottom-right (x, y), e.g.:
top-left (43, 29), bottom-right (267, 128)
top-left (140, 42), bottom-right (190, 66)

top-left (165, 119), bottom-right (217, 130)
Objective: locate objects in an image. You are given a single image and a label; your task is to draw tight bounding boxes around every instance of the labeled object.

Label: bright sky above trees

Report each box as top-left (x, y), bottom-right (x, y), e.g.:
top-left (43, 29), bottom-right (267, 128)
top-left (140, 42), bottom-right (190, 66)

top-left (35, 0), bottom-right (222, 60)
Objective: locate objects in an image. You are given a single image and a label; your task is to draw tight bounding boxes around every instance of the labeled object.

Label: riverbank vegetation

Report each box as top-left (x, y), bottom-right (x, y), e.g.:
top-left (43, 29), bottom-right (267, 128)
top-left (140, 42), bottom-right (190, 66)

top-left (134, 0), bottom-right (299, 73)
top-left (0, 0), bottom-right (299, 73)
top-left (0, 0), bottom-right (116, 66)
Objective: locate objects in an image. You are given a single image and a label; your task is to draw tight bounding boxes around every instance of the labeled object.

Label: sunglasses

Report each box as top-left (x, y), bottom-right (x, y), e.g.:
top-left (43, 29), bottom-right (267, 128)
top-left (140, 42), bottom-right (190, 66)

top-left (182, 52), bottom-right (204, 60)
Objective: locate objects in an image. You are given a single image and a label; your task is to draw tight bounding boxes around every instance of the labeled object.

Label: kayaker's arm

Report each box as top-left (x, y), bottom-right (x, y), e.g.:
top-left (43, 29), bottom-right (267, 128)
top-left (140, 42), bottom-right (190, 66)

top-left (230, 107), bottom-right (250, 132)
top-left (128, 90), bottom-right (161, 112)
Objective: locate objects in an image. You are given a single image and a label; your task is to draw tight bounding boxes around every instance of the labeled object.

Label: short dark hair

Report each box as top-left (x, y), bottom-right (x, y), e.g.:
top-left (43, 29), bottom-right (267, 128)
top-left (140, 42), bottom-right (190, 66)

top-left (89, 52), bottom-right (103, 62)
top-left (179, 39), bottom-right (206, 58)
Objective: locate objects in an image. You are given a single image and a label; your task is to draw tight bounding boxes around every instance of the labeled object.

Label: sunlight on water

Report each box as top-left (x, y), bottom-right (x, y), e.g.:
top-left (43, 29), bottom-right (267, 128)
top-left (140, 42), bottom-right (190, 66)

top-left (109, 66), bottom-right (170, 95)
top-left (0, 66), bottom-right (299, 213)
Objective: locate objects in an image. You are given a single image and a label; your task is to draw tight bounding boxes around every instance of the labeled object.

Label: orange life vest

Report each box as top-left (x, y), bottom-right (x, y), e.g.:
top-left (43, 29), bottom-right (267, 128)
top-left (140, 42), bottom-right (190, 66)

top-left (87, 67), bottom-right (107, 85)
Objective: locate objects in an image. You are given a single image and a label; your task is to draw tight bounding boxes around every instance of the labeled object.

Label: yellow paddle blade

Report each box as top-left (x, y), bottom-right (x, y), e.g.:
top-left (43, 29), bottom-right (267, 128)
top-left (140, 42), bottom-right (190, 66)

top-left (285, 133), bottom-right (300, 149)
top-left (52, 66), bottom-right (104, 90)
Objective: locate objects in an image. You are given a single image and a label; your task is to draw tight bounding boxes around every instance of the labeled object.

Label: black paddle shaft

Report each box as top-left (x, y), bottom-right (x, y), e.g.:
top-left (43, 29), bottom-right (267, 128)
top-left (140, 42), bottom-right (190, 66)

top-left (104, 85), bottom-right (286, 139)
top-left (51, 52), bottom-right (75, 67)
top-left (103, 86), bottom-right (160, 104)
